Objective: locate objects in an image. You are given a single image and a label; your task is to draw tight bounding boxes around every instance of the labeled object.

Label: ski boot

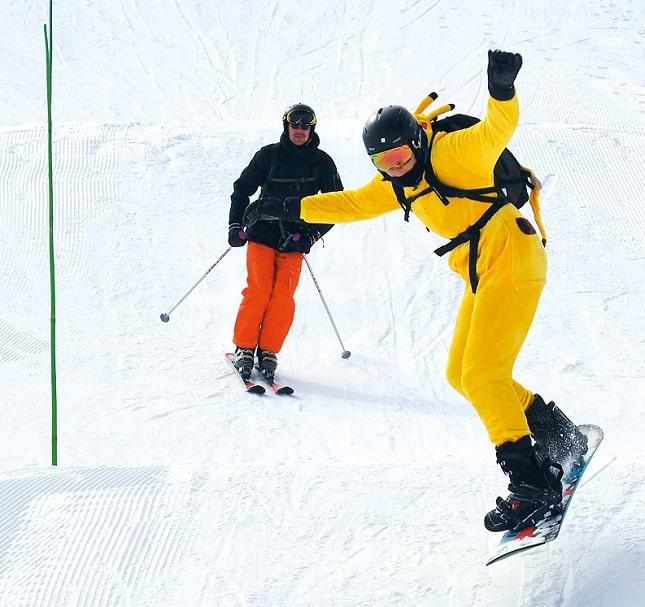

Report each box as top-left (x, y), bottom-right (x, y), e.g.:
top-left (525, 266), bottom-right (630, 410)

top-left (233, 347), bottom-right (255, 380)
top-left (484, 435), bottom-right (564, 533)
top-left (256, 348), bottom-right (278, 381)
top-left (526, 394), bottom-right (588, 466)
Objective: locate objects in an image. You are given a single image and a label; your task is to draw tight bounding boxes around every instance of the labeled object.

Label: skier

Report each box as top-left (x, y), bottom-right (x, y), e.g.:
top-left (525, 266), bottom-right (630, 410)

top-left (228, 103), bottom-right (342, 381)
top-left (243, 52), bottom-right (588, 532)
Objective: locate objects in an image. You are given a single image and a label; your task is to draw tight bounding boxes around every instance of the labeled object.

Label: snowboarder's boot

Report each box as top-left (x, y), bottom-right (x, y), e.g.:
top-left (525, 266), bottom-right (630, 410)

top-left (526, 394), bottom-right (588, 466)
top-left (257, 348), bottom-right (278, 381)
top-left (233, 347), bottom-right (255, 380)
top-left (484, 435), bottom-right (564, 533)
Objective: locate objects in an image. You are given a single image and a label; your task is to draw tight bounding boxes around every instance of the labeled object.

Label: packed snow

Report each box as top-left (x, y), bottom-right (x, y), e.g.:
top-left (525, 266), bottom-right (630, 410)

top-left (1, 1), bottom-right (644, 605)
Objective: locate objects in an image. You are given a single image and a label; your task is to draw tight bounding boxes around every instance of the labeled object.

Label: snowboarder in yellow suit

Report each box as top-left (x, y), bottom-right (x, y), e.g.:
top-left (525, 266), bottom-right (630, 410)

top-left (244, 50), bottom-right (588, 533)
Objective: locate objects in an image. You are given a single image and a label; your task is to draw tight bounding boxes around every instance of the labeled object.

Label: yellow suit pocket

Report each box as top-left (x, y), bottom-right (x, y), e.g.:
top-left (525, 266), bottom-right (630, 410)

top-left (508, 215), bottom-right (547, 284)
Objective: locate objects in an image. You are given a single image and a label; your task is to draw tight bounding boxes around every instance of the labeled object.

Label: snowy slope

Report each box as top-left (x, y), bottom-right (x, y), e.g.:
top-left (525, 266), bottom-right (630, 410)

top-left (1, 1), bottom-right (644, 605)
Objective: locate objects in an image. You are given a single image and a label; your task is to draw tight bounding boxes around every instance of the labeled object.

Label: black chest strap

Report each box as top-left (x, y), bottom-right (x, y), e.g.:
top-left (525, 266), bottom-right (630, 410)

top-left (392, 183), bottom-right (432, 222)
top-left (433, 198), bottom-right (510, 294)
top-left (261, 144), bottom-right (321, 195)
top-left (391, 127), bottom-right (514, 293)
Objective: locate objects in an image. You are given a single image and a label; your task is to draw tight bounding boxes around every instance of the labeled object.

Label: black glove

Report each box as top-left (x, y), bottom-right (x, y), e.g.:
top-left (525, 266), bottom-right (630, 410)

top-left (228, 223), bottom-right (247, 247)
top-left (487, 50), bottom-right (522, 101)
top-left (290, 229), bottom-right (321, 253)
top-left (243, 196), bottom-right (302, 227)
top-left (305, 230), bottom-right (321, 249)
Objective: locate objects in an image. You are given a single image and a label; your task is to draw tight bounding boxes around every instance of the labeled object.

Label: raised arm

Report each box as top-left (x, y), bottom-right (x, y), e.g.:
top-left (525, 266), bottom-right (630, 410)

top-left (433, 51), bottom-right (522, 186)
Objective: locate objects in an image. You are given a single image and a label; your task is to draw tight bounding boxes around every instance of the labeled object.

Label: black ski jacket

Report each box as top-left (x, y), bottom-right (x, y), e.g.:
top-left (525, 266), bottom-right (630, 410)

top-left (229, 132), bottom-right (342, 253)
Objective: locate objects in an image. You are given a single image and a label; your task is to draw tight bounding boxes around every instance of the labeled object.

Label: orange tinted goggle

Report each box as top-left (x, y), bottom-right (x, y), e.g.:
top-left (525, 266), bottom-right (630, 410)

top-left (370, 145), bottom-right (414, 172)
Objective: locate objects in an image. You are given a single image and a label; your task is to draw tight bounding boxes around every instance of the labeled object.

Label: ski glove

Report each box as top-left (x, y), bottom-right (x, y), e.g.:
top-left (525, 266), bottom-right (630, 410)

top-left (228, 223), bottom-right (247, 247)
top-left (487, 50), bottom-right (522, 101)
top-left (243, 196), bottom-right (302, 227)
top-left (291, 230), bottom-right (322, 253)
top-left (306, 230), bottom-right (321, 248)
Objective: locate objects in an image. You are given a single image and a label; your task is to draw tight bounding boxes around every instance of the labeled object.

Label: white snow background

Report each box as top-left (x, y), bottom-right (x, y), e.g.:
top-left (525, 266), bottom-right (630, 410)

top-left (1, 1), bottom-right (644, 605)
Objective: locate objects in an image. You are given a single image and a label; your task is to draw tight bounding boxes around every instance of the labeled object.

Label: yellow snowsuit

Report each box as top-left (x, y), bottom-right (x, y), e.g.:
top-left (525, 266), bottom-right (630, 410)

top-left (299, 94), bottom-right (547, 446)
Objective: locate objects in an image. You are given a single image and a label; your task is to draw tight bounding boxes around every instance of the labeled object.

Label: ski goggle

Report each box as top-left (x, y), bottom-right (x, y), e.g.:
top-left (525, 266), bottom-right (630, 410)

top-left (369, 144), bottom-right (414, 172)
top-left (285, 109), bottom-right (316, 129)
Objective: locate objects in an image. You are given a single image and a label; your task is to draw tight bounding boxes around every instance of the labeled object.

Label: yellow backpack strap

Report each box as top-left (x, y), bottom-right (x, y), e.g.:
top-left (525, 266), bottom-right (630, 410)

top-left (522, 167), bottom-right (547, 246)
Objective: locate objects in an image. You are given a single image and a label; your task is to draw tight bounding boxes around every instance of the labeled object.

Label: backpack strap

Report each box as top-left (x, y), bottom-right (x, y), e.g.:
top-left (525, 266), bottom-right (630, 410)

top-left (262, 144), bottom-right (322, 193)
top-left (423, 128), bottom-right (451, 206)
top-left (311, 157), bottom-right (321, 191)
top-left (431, 162), bottom-right (544, 294)
top-left (388, 105), bottom-right (545, 293)
top-left (433, 198), bottom-right (510, 293)
top-left (260, 143), bottom-right (281, 197)
top-left (424, 127), bottom-right (507, 203)
top-left (392, 183), bottom-right (432, 222)
top-left (522, 166), bottom-right (547, 246)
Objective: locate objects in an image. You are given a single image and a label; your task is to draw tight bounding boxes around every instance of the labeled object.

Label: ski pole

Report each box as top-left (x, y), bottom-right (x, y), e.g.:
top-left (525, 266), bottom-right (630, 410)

top-left (160, 247), bottom-right (232, 322)
top-left (303, 255), bottom-right (351, 358)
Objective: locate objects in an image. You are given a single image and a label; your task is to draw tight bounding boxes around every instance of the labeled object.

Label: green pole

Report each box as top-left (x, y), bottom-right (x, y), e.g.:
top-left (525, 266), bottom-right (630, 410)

top-left (44, 0), bottom-right (57, 466)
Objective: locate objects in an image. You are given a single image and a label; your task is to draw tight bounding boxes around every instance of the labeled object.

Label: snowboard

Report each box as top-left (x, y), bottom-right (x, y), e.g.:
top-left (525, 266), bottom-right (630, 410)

top-left (486, 424), bottom-right (604, 565)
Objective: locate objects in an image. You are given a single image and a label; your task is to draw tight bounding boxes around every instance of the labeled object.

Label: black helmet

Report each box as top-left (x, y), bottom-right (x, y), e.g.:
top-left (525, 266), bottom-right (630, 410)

top-left (362, 105), bottom-right (422, 155)
top-left (283, 103), bottom-right (317, 133)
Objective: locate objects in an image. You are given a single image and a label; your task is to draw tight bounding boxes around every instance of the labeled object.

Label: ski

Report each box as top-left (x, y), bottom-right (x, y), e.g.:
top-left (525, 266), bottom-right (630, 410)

top-left (255, 366), bottom-right (294, 395)
top-left (486, 424), bottom-right (604, 565)
top-left (224, 353), bottom-right (265, 394)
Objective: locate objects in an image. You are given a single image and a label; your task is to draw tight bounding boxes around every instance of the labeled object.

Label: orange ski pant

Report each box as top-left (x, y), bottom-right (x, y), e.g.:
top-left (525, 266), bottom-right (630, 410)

top-left (445, 206), bottom-right (547, 446)
top-left (233, 241), bottom-right (303, 353)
